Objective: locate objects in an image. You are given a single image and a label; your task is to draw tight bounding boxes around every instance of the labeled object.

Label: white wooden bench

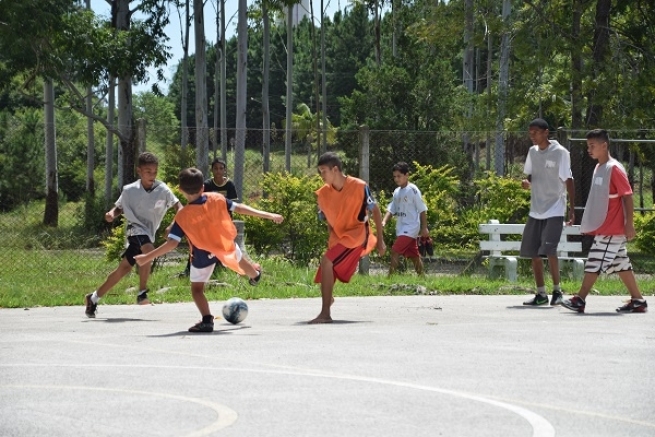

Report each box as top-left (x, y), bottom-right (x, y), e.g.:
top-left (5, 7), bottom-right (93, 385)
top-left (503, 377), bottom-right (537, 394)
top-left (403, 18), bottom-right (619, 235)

top-left (478, 219), bottom-right (586, 282)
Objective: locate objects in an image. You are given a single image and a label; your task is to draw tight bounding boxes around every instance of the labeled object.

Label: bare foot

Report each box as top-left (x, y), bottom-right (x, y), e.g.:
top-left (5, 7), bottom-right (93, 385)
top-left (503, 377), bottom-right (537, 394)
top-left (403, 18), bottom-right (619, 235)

top-left (308, 315), bottom-right (333, 324)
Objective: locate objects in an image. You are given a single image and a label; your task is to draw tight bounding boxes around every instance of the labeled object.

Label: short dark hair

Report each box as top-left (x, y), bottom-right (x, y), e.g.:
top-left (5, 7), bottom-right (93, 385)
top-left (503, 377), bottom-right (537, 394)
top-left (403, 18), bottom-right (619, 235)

top-left (137, 152), bottom-right (158, 167)
top-left (528, 118), bottom-right (550, 131)
top-left (211, 157), bottom-right (227, 169)
top-left (586, 128), bottom-right (610, 144)
top-left (317, 152), bottom-right (342, 171)
top-left (178, 168), bottom-right (204, 194)
top-left (392, 162), bottom-right (410, 174)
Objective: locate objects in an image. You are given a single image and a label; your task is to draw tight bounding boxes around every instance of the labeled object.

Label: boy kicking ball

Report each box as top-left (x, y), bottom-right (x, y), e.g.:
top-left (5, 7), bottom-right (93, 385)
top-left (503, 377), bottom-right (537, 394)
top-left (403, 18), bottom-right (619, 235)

top-left (134, 168), bottom-right (284, 332)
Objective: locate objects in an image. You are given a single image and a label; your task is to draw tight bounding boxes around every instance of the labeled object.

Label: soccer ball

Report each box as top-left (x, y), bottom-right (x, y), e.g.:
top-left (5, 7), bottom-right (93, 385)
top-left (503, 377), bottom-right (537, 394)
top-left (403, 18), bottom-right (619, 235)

top-left (222, 297), bottom-right (248, 324)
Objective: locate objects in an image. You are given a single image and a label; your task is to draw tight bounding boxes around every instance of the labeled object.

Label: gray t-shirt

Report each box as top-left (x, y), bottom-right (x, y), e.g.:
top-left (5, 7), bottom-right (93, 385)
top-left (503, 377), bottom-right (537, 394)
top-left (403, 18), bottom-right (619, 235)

top-left (115, 179), bottom-right (179, 242)
top-left (524, 140), bottom-right (572, 218)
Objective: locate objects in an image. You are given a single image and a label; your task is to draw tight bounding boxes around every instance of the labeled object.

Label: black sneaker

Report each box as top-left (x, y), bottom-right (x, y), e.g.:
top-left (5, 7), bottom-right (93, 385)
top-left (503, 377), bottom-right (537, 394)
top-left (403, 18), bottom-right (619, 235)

top-left (84, 294), bottom-right (97, 318)
top-left (249, 270), bottom-right (262, 286)
top-left (550, 290), bottom-right (563, 306)
top-left (188, 318), bottom-right (214, 333)
top-left (562, 296), bottom-right (586, 313)
top-left (523, 293), bottom-right (548, 306)
top-left (616, 299), bottom-right (648, 313)
top-left (136, 290), bottom-right (150, 305)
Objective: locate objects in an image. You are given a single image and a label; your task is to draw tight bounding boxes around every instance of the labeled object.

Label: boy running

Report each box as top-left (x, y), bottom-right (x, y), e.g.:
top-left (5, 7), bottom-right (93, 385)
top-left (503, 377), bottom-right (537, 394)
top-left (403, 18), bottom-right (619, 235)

top-left (84, 152), bottom-right (182, 317)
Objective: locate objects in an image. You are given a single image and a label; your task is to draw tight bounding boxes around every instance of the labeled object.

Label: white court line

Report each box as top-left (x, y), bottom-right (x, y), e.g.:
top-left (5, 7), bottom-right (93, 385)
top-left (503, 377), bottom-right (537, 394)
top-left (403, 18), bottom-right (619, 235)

top-left (0, 384), bottom-right (237, 437)
top-left (1, 363), bottom-right (554, 437)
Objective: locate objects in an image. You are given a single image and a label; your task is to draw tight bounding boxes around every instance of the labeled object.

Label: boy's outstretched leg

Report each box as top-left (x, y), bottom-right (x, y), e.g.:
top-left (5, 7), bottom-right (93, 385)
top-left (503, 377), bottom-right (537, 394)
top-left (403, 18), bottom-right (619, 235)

top-left (410, 256), bottom-right (424, 275)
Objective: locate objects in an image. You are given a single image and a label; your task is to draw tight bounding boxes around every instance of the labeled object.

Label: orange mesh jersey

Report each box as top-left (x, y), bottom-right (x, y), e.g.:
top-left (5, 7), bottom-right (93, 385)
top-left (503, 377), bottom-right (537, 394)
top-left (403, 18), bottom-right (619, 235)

top-left (315, 176), bottom-right (377, 254)
top-left (173, 192), bottom-right (244, 274)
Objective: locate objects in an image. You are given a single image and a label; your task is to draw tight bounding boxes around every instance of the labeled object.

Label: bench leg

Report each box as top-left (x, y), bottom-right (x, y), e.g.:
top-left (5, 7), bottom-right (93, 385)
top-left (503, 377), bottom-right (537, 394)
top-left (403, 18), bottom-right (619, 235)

top-left (572, 259), bottom-right (584, 281)
top-left (489, 257), bottom-right (518, 282)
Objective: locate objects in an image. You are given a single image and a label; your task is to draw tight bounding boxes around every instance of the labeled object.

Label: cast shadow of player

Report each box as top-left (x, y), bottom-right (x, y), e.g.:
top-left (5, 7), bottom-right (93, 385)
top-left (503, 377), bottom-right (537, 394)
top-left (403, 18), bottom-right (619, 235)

top-left (293, 320), bottom-right (372, 326)
top-left (505, 305), bottom-right (556, 310)
top-left (147, 325), bottom-right (251, 338)
top-left (83, 317), bottom-right (158, 323)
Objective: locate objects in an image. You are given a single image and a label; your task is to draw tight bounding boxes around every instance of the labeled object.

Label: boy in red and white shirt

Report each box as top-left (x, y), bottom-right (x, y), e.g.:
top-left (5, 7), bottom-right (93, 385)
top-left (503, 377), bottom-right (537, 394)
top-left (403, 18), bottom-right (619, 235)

top-left (562, 129), bottom-right (647, 313)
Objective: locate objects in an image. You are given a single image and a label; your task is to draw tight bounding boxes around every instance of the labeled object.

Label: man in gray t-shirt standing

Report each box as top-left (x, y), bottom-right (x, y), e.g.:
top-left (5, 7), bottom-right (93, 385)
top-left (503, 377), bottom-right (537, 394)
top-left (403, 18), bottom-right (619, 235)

top-left (520, 118), bottom-right (575, 306)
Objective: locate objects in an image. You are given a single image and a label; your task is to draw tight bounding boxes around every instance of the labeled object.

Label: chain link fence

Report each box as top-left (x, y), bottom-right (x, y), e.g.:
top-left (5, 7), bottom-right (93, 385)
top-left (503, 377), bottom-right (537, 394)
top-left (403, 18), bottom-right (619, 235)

top-left (1, 125), bottom-right (654, 283)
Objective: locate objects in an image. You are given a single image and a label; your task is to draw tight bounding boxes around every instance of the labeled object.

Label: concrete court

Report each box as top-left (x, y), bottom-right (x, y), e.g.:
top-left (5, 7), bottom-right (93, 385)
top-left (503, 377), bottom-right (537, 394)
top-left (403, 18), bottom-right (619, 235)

top-left (0, 295), bottom-right (653, 437)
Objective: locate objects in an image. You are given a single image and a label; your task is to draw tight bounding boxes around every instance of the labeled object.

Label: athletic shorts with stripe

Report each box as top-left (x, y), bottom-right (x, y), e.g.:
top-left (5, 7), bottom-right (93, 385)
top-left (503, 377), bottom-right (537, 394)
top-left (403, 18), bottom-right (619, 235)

top-left (584, 235), bottom-right (632, 274)
top-left (314, 243), bottom-right (364, 284)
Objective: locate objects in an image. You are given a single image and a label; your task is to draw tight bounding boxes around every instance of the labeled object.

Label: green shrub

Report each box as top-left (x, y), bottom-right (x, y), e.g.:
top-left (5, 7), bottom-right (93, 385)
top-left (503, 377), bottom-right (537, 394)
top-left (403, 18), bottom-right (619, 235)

top-left (634, 212), bottom-right (655, 256)
top-left (243, 172), bottom-right (326, 263)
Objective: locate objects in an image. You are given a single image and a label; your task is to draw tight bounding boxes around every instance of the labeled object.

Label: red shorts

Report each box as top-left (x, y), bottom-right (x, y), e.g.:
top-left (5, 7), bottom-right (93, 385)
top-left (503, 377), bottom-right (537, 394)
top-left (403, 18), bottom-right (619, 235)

top-left (392, 235), bottom-right (420, 258)
top-left (314, 244), bottom-right (364, 284)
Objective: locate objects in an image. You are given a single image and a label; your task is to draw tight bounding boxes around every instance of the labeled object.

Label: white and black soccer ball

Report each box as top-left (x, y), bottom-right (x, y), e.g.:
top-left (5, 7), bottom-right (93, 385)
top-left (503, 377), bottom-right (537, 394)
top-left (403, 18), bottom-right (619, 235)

top-left (222, 297), bottom-right (248, 324)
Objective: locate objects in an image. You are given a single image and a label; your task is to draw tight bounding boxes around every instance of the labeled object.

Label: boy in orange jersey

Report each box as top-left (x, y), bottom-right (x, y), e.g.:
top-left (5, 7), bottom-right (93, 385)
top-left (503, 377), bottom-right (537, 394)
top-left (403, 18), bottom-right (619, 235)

top-left (134, 168), bottom-right (284, 333)
top-left (310, 152), bottom-right (386, 324)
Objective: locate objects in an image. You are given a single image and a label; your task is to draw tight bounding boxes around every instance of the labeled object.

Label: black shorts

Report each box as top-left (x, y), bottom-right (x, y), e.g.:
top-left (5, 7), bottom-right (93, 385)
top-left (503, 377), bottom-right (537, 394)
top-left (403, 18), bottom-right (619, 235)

top-left (122, 235), bottom-right (154, 266)
top-left (519, 216), bottom-right (564, 258)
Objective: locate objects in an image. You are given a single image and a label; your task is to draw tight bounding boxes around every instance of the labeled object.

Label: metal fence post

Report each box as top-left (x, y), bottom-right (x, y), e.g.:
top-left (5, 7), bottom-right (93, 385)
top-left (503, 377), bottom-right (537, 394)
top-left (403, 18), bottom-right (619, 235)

top-left (358, 125), bottom-right (370, 275)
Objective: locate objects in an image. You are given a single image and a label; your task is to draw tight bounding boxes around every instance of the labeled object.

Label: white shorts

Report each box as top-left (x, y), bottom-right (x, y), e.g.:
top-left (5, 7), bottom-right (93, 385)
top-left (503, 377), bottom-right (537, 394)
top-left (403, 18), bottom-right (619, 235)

top-left (189, 245), bottom-right (243, 283)
top-left (584, 235), bottom-right (632, 274)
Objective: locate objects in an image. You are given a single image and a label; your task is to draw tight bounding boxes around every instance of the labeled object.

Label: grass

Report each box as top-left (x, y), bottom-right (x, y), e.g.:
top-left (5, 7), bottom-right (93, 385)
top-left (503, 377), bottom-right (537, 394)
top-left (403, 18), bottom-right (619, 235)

top-left (1, 248), bottom-right (654, 309)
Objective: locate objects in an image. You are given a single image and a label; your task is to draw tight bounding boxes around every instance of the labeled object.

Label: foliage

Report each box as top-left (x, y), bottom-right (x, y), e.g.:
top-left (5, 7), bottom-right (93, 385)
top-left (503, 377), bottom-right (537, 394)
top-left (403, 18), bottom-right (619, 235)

top-left (243, 172), bottom-right (326, 263)
top-left (160, 144), bottom-right (196, 186)
top-left (634, 212), bottom-right (655, 256)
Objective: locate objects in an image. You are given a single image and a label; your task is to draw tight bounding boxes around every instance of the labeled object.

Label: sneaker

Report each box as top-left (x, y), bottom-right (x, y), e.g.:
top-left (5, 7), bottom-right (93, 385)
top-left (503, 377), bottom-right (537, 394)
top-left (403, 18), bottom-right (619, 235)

top-left (136, 291), bottom-right (150, 305)
top-left (84, 294), bottom-right (97, 318)
top-left (550, 290), bottom-right (563, 306)
top-left (616, 299), bottom-right (648, 313)
top-left (188, 318), bottom-right (214, 333)
top-left (249, 270), bottom-right (262, 286)
top-left (562, 296), bottom-right (586, 313)
top-left (523, 293), bottom-right (549, 306)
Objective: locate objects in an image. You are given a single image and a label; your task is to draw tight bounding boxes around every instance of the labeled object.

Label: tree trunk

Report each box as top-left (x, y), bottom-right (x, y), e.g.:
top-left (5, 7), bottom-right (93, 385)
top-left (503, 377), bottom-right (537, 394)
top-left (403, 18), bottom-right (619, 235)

top-left (234, 0), bottom-right (248, 198)
top-left (220, 0), bottom-right (227, 161)
top-left (85, 0), bottom-right (94, 196)
top-left (194, 0), bottom-right (209, 175)
top-left (105, 76), bottom-right (115, 208)
top-left (320, 0), bottom-right (327, 155)
top-left (262, 2), bottom-right (271, 174)
top-left (285, 3), bottom-right (293, 172)
top-left (43, 79), bottom-right (58, 227)
top-left (181, 0), bottom-right (190, 151)
top-left (585, 0), bottom-right (611, 128)
top-left (115, 0), bottom-right (135, 186)
top-left (310, 0), bottom-right (320, 165)
top-left (495, 0), bottom-right (511, 176)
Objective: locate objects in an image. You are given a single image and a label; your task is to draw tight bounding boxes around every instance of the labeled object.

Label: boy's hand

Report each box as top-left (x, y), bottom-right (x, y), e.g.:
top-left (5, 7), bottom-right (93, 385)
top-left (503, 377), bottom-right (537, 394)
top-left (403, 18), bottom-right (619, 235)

top-left (269, 213), bottom-right (284, 224)
top-left (133, 254), bottom-right (149, 267)
top-left (625, 222), bottom-right (636, 241)
top-left (376, 239), bottom-right (386, 257)
top-left (104, 211), bottom-right (115, 222)
top-left (521, 179), bottom-right (531, 190)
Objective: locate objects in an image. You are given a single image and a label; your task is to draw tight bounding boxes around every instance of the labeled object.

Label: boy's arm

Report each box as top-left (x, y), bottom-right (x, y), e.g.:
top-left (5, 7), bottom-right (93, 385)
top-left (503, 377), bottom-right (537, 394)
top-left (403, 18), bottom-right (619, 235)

top-left (105, 206), bottom-right (123, 223)
top-left (565, 178), bottom-right (575, 225)
top-left (134, 239), bottom-right (180, 267)
top-left (381, 211), bottom-right (392, 227)
top-left (371, 204), bottom-right (386, 256)
top-left (623, 194), bottom-right (636, 240)
top-left (419, 211), bottom-right (429, 238)
top-left (234, 203), bottom-right (284, 224)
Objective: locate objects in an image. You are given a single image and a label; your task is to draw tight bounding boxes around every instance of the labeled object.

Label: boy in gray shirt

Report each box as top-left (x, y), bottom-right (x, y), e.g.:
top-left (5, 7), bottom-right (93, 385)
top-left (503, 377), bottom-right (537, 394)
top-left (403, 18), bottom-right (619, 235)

top-left (520, 118), bottom-right (575, 306)
top-left (84, 152), bottom-right (182, 318)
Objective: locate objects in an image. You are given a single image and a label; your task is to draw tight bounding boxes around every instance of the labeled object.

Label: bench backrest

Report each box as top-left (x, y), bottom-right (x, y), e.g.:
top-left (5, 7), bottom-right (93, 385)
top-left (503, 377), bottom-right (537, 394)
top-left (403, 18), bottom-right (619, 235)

top-left (479, 220), bottom-right (583, 257)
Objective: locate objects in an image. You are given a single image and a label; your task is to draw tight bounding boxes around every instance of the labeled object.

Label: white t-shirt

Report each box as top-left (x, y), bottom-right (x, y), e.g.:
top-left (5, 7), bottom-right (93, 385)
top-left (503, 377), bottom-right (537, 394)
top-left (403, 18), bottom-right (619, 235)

top-left (523, 140), bottom-right (572, 219)
top-left (386, 182), bottom-right (428, 238)
top-left (116, 179), bottom-right (179, 242)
